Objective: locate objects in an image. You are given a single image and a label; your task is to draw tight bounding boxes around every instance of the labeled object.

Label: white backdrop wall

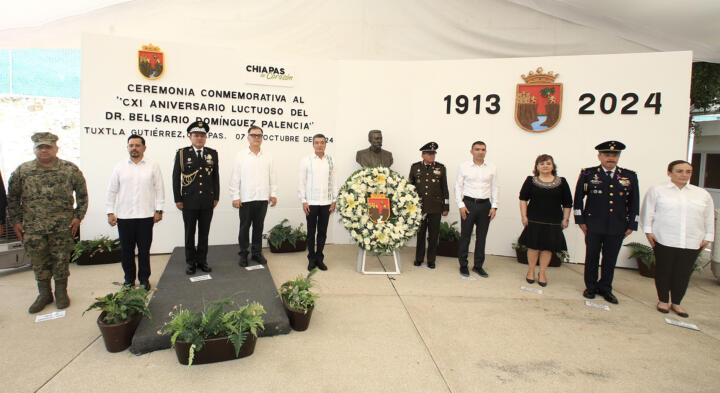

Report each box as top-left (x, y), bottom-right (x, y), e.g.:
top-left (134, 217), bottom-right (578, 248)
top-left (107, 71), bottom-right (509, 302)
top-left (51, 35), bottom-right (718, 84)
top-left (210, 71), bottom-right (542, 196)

top-left (82, 34), bottom-right (691, 267)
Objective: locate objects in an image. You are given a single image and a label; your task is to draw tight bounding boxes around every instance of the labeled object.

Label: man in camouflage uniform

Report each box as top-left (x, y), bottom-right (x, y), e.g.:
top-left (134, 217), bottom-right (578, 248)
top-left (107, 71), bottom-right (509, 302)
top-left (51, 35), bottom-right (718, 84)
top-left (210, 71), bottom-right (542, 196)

top-left (8, 132), bottom-right (88, 314)
top-left (409, 142), bottom-right (449, 269)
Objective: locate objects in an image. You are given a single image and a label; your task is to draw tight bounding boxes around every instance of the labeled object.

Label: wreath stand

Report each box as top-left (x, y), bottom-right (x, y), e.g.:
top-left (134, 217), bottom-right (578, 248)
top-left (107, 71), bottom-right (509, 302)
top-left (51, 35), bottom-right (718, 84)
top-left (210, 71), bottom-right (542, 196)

top-left (357, 248), bottom-right (401, 275)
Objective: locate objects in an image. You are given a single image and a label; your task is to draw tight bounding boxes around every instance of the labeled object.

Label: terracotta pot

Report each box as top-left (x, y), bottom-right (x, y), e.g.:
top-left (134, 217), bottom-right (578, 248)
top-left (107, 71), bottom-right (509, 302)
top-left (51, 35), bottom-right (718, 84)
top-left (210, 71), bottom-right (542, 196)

top-left (269, 239), bottom-right (307, 253)
top-left (515, 249), bottom-right (562, 267)
top-left (282, 296), bottom-right (314, 331)
top-left (76, 249), bottom-right (122, 265)
top-left (174, 334), bottom-right (257, 365)
top-left (636, 258), bottom-right (655, 278)
top-left (436, 240), bottom-right (459, 258)
top-left (97, 311), bottom-right (142, 353)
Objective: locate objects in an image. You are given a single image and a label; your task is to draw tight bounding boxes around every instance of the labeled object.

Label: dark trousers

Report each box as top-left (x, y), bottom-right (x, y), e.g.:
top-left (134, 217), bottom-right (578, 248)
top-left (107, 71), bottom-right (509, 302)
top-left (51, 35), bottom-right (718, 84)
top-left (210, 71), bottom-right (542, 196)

top-left (182, 208), bottom-right (213, 266)
top-left (117, 217), bottom-right (154, 284)
top-left (416, 212), bottom-right (441, 264)
top-left (306, 204), bottom-right (330, 263)
top-left (584, 231), bottom-right (624, 293)
top-left (238, 200), bottom-right (268, 256)
top-left (458, 198), bottom-right (491, 268)
top-left (654, 242), bottom-right (701, 305)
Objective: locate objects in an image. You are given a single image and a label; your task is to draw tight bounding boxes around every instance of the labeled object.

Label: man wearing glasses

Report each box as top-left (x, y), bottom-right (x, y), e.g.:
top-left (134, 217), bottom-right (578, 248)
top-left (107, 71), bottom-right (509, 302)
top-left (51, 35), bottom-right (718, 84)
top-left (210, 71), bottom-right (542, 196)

top-left (230, 126), bottom-right (277, 267)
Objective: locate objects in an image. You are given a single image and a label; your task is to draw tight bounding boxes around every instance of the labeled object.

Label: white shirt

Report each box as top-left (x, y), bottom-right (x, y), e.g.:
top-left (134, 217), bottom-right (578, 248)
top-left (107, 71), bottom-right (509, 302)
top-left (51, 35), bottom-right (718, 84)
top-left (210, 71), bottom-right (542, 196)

top-left (298, 153), bottom-right (337, 205)
top-left (641, 181), bottom-right (715, 249)
top-left (454, 160), bottom-right (499, 208)
top-left (106, 157), bottom-right (165, 219)
top-left (229, 148), bottom-right (277, 202)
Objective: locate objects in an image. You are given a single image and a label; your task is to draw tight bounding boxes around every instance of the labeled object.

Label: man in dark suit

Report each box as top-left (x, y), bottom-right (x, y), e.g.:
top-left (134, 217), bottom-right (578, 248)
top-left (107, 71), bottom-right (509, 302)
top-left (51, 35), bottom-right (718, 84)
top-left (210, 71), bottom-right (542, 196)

top-left (0, 170), bottom-right (6, 236)
top-left (409, 142), bottom-right (449, 269)
top-left (574, 140), bottom-right (639, 304)
top-left (173, 121), bottom-right (220, 275)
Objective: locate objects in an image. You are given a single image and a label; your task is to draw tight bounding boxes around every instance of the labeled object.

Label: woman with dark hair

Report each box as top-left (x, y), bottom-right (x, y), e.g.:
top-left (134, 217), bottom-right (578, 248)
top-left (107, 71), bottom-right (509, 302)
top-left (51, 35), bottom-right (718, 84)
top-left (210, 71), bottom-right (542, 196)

top-left (641, 160), bottom-right (714, 318)
top-left (518, 154), bottom-right (572, 286)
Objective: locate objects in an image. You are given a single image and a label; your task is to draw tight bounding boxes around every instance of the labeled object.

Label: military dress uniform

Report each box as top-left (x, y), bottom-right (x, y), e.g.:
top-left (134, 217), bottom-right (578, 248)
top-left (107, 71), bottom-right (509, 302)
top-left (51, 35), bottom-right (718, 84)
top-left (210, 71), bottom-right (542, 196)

top-left (574, 141), bottom-right (639, 302)
top-left (409, 142), bottom-right (449, 268)
top-left (173, 121), bottom-right (220, 275)
top-left (8, 132), bottom-right (88, 313)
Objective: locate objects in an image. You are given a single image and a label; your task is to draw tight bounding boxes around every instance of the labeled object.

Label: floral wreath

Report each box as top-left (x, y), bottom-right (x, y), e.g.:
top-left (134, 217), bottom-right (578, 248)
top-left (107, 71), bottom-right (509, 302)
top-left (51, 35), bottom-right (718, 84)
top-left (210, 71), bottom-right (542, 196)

top-left (336, 167), bottom-right (423, 254)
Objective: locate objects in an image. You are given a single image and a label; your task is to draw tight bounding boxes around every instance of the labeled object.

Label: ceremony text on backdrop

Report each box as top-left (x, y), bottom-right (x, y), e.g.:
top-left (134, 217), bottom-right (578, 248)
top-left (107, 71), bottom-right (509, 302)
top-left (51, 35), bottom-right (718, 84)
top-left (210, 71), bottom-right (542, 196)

top-left (81, 34), bottom-right (691, 267)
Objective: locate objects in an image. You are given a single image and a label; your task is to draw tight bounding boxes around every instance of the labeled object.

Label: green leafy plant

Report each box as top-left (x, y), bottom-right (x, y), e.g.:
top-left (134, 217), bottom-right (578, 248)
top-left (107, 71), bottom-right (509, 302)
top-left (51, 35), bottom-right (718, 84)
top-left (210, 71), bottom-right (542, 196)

top-left (438, 221), bottom-right (460, 242)
top-left (623, 242), bottom-right (655, 268)
top-left (513, 241), bottom-right (569, 262)
top-left (159, 298), bottom-right (266, 367)
top-left (511, 242), bottom-right (528, 252)
top-left (691, 62), bottom-right (720, 112)
top-left (72, 235), bottom-right (120, 263)
top-left (264, 219), bottom-right (307, 249)
top-left (83, 282), bottom-right (152, 324)
top-left (278, 268), bottom-right (319, 313)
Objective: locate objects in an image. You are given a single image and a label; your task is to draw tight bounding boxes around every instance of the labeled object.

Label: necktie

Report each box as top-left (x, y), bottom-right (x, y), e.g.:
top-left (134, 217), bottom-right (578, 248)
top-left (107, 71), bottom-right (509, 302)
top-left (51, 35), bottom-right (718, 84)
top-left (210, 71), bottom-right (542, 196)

top-left (606, 170), bottom-right (613, 179)
top-left (196, 149), bottom-right (202, 159)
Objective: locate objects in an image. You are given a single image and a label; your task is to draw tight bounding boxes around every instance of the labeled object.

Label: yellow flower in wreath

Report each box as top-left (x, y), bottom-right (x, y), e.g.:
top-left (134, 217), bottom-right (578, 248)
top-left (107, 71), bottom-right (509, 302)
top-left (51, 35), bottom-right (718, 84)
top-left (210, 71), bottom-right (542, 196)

top-left (405, 202), bottom-right (417, 213)
top-left (375, 174), bottom-right (387, 184)
top-left (375, 232), bottom-right (387, 242)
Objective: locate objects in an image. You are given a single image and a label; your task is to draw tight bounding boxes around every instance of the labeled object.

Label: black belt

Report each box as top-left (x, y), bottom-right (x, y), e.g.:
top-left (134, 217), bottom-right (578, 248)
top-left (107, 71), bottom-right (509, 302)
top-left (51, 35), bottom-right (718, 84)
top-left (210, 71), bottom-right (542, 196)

top-left (463, 196), bottom-right (489, 204)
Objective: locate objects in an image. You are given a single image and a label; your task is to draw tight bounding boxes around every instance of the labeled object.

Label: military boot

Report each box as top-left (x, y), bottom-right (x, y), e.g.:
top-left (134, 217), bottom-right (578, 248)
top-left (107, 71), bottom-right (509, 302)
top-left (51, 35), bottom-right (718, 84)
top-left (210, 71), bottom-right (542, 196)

top-left (28, 279), bottom-right (54, 314)
top-left (54, 278), bottom-right (70, 309)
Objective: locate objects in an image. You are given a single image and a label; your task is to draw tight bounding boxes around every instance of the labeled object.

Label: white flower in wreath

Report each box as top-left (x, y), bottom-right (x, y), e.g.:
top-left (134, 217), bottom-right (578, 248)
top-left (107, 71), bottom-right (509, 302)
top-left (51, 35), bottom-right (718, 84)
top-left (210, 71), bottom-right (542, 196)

top-left (362, 229), bottom-right (369, 236)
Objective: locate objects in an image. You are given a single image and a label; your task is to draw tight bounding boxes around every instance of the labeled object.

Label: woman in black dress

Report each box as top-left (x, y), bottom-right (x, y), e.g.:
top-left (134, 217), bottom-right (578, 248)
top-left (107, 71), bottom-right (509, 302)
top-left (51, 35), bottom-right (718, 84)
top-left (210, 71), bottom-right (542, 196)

top-left (518, 154), bottom-right (572, 286)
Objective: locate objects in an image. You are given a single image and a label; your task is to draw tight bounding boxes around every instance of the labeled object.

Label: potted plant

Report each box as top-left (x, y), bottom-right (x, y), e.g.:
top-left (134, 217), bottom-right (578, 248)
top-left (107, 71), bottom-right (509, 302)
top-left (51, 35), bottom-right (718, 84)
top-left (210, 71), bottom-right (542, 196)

top-left (264, 219), bottom-right (307, 253)
top-left (72, 235), bottom-right (121, 265)
top-left (278, 268), bottom-right (318, 331)
top-left (512, 239), bottom-right (565, 267)
top-left (159, 298), bottom-right (266, 366)
top-left (436, 221), bottom-right (460, 257)
top-left (623, 242), bottom-right (655, 277)
top-left (83, 282), bottom-right (152, 353)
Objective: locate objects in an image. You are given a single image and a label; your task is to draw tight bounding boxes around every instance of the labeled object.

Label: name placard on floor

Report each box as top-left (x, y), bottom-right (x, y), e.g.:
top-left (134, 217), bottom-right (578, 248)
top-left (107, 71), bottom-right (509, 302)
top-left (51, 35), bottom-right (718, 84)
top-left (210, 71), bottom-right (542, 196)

top-left (245, 265), bottom-right (265, 271)
top-left (520, 286), bottom-right (543, 295)
top-left (35, 310), bottom-right (66, 323)
top-left (585, 300), bottom-right (610, 311)
top-left (460, 275), bottom-right (477, 281)
top-left (665, 318), bottom-right (700, 331)
top-left (189, 274), bottom-right (212, 282)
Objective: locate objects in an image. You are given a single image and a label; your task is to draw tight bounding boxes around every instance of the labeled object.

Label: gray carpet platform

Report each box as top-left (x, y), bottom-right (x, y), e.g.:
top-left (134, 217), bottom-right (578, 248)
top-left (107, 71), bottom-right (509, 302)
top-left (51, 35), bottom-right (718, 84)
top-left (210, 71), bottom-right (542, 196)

top-left (130, 245), bottom-right (290, 355)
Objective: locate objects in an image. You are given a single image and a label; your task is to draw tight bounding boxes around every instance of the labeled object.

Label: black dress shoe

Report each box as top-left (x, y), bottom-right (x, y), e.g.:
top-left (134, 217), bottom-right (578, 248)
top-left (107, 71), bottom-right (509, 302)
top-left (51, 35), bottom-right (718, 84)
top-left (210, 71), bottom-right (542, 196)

top-left (185, 265), bottom-right (196, 275)
top-left (140, 281), bottom-right (151, 291)
top-left (526, 276), bottom-right (535, 284)
top-left (602, 292), bottom-right (619, 304)
top-left (413, 260), bottom-right (423, 267)
top-left (238, 255), bottom-right (249, 267)
top-left (251, 253), bottom-right (267, 265)
top-left (459, 266), bottom-right (470, 276)
top-left (472, 266), bottom-right (488, 278)
top-left (538, 280), bottom-right (547, 287)
top-left (315, 260), bottom-right (328, 271)
top-left (583, 288), bottom-right (596, 299)
top-left (197, 263), bottom-right (212, 273)
top-left (671, 305), bottom-right (689, 318)
top-left (427, 262), bottom-right (436, 269)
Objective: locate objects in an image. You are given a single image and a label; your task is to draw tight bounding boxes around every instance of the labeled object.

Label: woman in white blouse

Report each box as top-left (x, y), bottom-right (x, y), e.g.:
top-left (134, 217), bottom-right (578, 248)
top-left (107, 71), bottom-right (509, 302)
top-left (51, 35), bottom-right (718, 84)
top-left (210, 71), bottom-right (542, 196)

top-left (641, 160), bottom-right (715, 318)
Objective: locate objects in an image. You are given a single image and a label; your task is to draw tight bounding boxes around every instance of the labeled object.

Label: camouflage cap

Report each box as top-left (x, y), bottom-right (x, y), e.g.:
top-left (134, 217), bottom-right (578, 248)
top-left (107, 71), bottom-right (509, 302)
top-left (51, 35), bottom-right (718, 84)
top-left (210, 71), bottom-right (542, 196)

top-left (31, 132), bottom-right (59, 148)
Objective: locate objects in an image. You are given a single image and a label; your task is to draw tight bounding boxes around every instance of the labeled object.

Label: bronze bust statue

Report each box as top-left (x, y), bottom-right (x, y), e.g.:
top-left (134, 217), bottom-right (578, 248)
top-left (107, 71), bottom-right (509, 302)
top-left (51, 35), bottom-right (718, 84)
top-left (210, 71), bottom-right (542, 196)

top-left (356, 130), bottom-right (393, 167)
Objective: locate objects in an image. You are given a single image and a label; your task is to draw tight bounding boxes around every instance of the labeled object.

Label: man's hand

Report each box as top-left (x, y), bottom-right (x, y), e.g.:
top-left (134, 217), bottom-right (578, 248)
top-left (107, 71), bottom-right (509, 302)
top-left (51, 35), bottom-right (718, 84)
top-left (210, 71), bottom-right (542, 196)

top-left (488, 208), bottom-right (497, 221)
top-left (579, 224), bottom-right (587, 235)
top-left (269, 197), bottom-right (277, 207)
top-left (645, 233), bottom-right (657, 248)
top-left (700, 240), bottom-right (711, 250)
top-left (442, 210), bottom-right (448, 217)
top-left (153, 212), bottom-right (162, 223)
top-left (329, 202), bottom-right (336, 214)
top-left (213, 200), bottom-right (218, 208)
top-left (232, 199), bottom-right (242, 208)
top-left (107, 213), bottom-right (117, 227)
top-left (69, 218), bottom-right (81, 236)
top-left (459, 206), bottom-right (469, 220)
top-left (521, 216), bottom-right (528, 227)
top-left (175, 202), bottom-right (183, 210)
top-left (624, 229), bottom-right (633, 238)
top-left (303, 203), bottom-right (310, 216)
top-left (561, 218), bottom-right (569, 229)
top-left (13, 224), bottom-right (24, 242)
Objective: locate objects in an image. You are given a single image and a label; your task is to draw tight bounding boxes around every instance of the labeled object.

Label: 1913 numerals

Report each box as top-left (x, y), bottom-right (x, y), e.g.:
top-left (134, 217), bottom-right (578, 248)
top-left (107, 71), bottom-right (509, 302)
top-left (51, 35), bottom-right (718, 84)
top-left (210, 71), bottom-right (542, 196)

top-left (444, 94), bottom-right (500, 115)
